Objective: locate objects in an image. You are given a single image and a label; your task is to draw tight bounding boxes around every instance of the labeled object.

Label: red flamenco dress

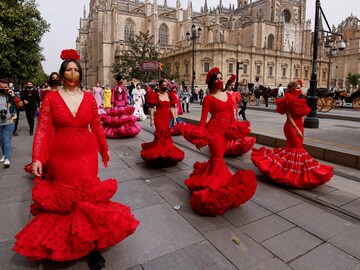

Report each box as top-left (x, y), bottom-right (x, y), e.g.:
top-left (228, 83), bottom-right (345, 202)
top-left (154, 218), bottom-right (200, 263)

top-left (251, 90), bottom-right (333, 189)
top-left (181, 92), bottom-right (257, 216)
top-left (225, 91), bottom-right (256, 156)
top-left (14, 92), bottom-right (139, 261)
top-left (169, 90), bottom-right (187, 136)
top-left (141, 91), bottom-right (184, 166)
top-left (101, 84), bottom-right (141, 138)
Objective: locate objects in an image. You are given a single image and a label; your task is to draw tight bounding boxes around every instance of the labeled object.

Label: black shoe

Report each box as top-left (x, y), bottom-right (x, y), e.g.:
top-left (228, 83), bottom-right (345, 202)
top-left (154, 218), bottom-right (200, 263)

top-left (187, 111), bottom-right (190, 113)
top-left (29, 131), bottom-right (33, 136)
top-left (13, 132), bottom-right (18, 136)
top-left (87, 250), bottom-right (105, 270)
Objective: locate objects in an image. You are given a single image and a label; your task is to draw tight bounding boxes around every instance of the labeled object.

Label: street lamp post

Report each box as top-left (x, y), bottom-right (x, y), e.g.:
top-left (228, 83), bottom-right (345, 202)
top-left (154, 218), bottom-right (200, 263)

top-left (84, 53), bottom-right (88, 87)
top-left (304, 0), bottom-right (345, 128)
top-left (235, 61), bottom-right (243, 91)
top-left (186, 24), bottom-right (201, 99)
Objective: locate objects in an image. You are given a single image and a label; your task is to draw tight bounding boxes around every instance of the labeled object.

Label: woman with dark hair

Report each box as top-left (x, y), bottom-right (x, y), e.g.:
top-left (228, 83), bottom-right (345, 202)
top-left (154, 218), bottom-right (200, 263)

top-left (101, 75), bottom-right (141, 138)
top-left (251, 80), bottom-right (333, 188)
top-left (141, 79), bottom-right (184, 166)
top-left (181, 67), bottom-right (257, 216)
top-left (40, 72), bottom-right (61, 103)
top-left (224, 74), bottom-right (256, 156)
top-left (14, 49), bottom-right (139, 270)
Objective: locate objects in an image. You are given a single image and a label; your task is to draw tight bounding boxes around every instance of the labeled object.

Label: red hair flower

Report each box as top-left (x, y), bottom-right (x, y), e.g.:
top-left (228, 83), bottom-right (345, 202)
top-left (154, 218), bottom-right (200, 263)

top-left (206, 67), bottom-right (220, 84)
top-left (297, 80), bottom-right (303, 87)
top-left (229, 74), bottom-right (237, 82)
top-left (60, 49), bottom-right (80, 61)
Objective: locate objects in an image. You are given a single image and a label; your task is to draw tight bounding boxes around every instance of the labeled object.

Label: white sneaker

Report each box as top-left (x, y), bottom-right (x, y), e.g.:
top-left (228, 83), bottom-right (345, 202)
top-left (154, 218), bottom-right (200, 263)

top-left (3, 159), bottom-right (10, 168)
top-left (0, 155), bottom-right (5, 163)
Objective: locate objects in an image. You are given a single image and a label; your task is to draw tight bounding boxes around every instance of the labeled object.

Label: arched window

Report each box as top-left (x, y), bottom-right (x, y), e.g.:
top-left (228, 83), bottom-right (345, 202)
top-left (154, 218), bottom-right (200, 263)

top-left (124, 19), bottom-right (135, 43)
top-left (159, 24), bottom-right (168, 46)
top-left (282, 10), bottom-right (291, 23)
top-left (268, 34), bottom-right (274, 49)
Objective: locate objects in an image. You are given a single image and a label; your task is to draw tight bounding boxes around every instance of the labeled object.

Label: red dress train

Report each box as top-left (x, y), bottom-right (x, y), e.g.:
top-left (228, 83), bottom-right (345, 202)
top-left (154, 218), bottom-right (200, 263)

top-left (251, 90), bottom-right (333, 189)
top-left (14, 92), bottom-right (139, 261)
top-left (141, 91), bottom-right (184, 165)
top-left (182, 93), bottom-right (257, 216)
top-left (225, 91), bottom-right (256, 156)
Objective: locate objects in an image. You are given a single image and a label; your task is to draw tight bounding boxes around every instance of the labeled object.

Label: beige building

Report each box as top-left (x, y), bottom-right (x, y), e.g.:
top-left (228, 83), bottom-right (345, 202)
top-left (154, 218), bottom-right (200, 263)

top-left (76, 0), bottom-right (359, 91)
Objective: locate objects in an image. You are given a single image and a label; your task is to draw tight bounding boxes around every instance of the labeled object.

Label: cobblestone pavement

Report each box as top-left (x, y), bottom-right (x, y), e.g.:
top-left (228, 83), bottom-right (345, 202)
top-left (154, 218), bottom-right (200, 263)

top-left (1, 111), bottom-right (360, 270)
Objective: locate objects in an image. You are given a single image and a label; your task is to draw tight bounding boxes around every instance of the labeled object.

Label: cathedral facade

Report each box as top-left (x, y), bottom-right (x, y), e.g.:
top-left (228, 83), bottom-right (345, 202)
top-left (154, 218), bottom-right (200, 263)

top-left (76, 0), bottom-right (358, 91)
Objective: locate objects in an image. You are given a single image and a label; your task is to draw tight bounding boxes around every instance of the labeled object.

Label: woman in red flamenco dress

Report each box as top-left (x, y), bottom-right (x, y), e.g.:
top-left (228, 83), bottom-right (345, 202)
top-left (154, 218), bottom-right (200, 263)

top-left (224, 74), bottom-right (256, 156)
top-left (168, 85), bottom-right (187, 136)
top-left (181, 68), bottom-right (257, 216)
top-left (14, 50), bottom-right (139, 270)
top-left (251, 80), bottom-right (333, 189)
top-left (141, 80), bottom-right (184, 166)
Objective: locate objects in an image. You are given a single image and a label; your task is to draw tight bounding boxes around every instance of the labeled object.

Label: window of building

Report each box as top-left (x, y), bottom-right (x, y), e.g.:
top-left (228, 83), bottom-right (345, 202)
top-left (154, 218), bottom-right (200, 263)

top-left (228, 63), bottom-right (234, 74)
top-left (323, 70), bottom-right (326, 80)
top-left (305, 69), bottom-right (309, 78)
top-left (295, 68), bottom-right (299, 78)
top-left (282, 67), bottom-right (287, 77)
top-left (243, 64), bottom-right (248, 74)
top-left (175, 65), bottom-right (179, 74)
top-left (124, 20), bottom-right (135, 43)
top-left (204, 62), bottom-right (210, 73)
top-left (283, 10), bottom-right (291, 23)
top-left (268, 34), bottom-right (274, 50)
top-left (185, 64), bottom-right (189, 74)
top-left (159, 24), bottom-right (168, 46)
top-left (256, 66), bottom-right (261, 75)
top-left (269, 66), bottom-right (273, 76)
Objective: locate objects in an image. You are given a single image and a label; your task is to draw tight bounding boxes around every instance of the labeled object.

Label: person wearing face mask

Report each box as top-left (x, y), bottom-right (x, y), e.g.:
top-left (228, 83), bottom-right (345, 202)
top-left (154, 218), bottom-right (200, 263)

top-left (224, 75), bottom-right (256, 157)
top-left (9, 81), bottom-right (22, 136)
top-left (20, 81), bottom-right (40, 135)
top-left (92, 81), bottom-right (103, 108)
top-left (181, 67), bottom-right (257, 216)
top-left (140, 79), bottom-right (184, 166)
top-left (180, 86), bottom-right (191, 113)
top-left (14, 49), bottom-right (139, 270)
top-left (40, 72), bottom-right (61, 104)
top-left (0, 79), bottom-right (23, 167)
top-left (100, 75), bottom-right (141, 138)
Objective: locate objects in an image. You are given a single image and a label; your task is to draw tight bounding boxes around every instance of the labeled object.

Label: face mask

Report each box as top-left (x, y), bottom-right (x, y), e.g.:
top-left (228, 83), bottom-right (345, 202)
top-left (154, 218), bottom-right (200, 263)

top-left (161, 87), bottom-right (167, 92)
top-left (0, 88), bottom-right (6, 94)
top-left (215, 80), bottom-right (223, 90)
top-left (231, 86), bottom-right (236, 91)
top-left (49, 79), bottom-right (60, 87)
top-left (9, 83), bottom-right (13, 88)
top-left (64, 72), bottom-right (80, 86)
top-left (26, 86), bottom-right (33, 90)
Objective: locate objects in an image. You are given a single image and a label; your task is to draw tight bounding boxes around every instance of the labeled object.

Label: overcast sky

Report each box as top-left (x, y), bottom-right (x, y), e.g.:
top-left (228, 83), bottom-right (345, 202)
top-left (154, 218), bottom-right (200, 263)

top-left (35, 0), bottom-right (359, 75)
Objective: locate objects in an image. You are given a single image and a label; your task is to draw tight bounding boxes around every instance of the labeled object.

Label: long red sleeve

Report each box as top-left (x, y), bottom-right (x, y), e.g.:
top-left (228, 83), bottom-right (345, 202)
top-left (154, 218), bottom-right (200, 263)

top-left (199, 96), bottom-right (211, 127)
top-left (90, 96), bottom-right (109, 167)
top-left (32, 95), bottom-right (53, 164)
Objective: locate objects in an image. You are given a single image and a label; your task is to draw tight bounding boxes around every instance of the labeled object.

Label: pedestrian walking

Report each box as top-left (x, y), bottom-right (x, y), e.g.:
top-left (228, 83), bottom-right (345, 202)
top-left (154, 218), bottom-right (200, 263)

top-left (21, 81), bottom-right (40, 135)
top-left (199, 88), bottom-right (204, 105)
top-left (13, 49), bottom-right (139, 270)
top-left (180, 86), bottom-right (191, 113)
top-left (92, 81), bottom-right (103, 108)
top-left (181, 67), bottom-right (256, 216)
top-left (251, 80), bottom-right (333, 189)
top-left (103, 84), bottom-right (112, 109)
top-left (239, 86), bottom-right (249, 120)
top-left (132, 83), bottom-right (147, 121)
top-left (277, 83), bottom-right (284, 98)
top-left (11, 81), bottom-right (21, 136)
top-left (254, 86), bottom-right (261, 106)
top-left (0, 79), bottom-right (23, 167)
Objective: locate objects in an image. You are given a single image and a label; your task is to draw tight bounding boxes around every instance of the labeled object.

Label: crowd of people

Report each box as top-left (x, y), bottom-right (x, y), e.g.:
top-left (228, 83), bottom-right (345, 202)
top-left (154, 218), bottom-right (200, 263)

top-left (1, 49), bottom-right (334, 270)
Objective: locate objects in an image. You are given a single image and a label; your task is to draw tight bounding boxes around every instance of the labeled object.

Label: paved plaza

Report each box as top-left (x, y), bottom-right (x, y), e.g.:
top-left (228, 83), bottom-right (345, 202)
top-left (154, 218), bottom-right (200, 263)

top-left (1, 108), bottom-right (360, 270)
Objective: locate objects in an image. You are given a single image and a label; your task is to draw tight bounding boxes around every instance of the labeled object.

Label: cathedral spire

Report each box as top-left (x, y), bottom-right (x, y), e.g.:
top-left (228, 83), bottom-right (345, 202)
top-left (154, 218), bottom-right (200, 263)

top-left (154, 0), bottom-right (158, 13)
top-left (204, 0), bottom-right (208, 14)
top-left (187, 0), bottom-right (193, 19)
top-left (164, 0), bottom-right (168, 10)
top-left (176, 0), bottom-right (181, 10)
top-left (83, 4), bottom-right (86, 19)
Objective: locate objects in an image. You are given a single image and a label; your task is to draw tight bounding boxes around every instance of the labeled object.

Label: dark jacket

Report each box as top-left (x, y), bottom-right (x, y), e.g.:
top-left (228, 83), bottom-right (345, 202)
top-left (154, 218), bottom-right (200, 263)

top-left (21, 87), bottom-right (40, 108)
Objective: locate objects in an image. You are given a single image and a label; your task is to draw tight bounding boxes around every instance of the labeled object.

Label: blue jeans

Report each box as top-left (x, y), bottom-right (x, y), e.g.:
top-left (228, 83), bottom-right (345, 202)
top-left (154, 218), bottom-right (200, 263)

top-left (0, 123), bottom-right (15, 159)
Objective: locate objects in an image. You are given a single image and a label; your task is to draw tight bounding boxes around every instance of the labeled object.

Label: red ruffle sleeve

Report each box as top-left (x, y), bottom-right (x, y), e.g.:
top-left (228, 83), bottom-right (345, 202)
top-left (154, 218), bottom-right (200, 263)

top-left (147, 91), bottom-right (158, 107)
top-left (181, 124), bottom-right (214, 147)
top-left (90, 96), bottom-right (109, 167)
top-left (276, 96), bottom-right (288, 115)
top-left (168, 91), bottom-right (177, 107)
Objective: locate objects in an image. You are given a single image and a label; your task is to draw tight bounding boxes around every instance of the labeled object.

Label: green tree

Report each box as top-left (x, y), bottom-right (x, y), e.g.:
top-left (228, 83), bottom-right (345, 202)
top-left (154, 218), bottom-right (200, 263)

top-left (112, 31), bottom-right (176, 83)
top-left (347, 72), bottom-right (360, 88)
top-left (0, 0), bottom-right (49, 83)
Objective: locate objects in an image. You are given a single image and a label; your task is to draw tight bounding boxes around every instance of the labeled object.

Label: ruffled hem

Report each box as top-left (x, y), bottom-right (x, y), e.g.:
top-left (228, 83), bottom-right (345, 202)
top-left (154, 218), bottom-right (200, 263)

top-left (181, 124), bottom-right (213, 147)
top-left (13, 177), bottom-right (139, 261)
top-left (141, 141), bottom-right (184, 165)
top-left (170, 120), bottom-right (187, 136)
top-left (103, 124), bottom-right (141, 138)
top-left (251, 146), bottom-right (333, 189)
top-left (190, 169), bottom-right (257, 216)
top-left (224, 121), bottom-right (250, 141)
top-left (105, 106), bottom-right (135, 116)
top-left (225, 136), bottom-right (256, 156)
top-left (101, 114), bottom-right (138, 126)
